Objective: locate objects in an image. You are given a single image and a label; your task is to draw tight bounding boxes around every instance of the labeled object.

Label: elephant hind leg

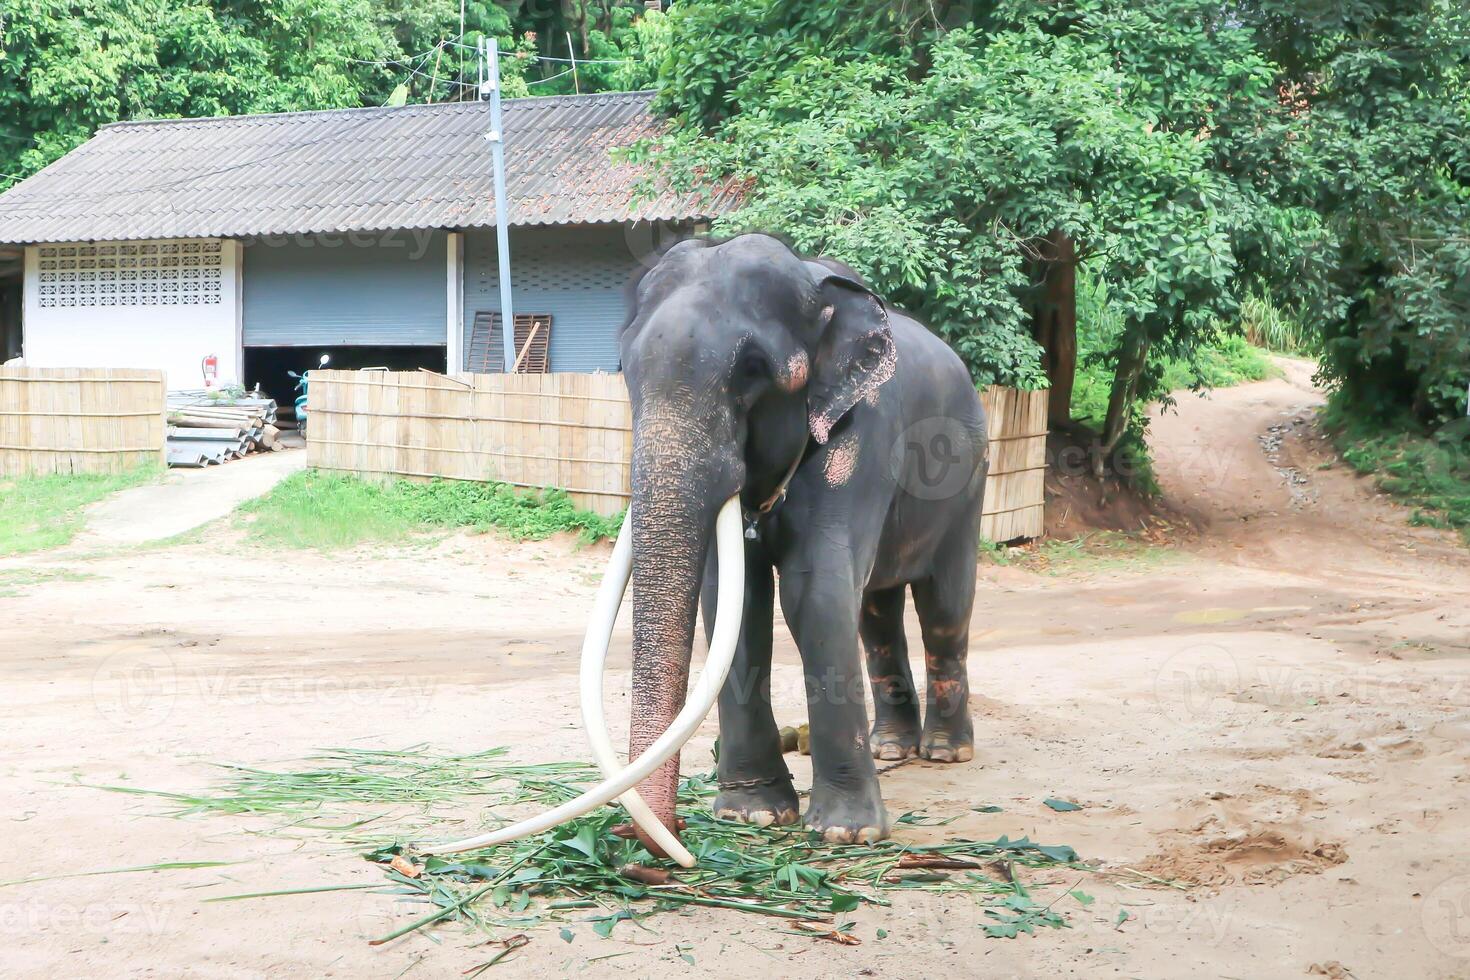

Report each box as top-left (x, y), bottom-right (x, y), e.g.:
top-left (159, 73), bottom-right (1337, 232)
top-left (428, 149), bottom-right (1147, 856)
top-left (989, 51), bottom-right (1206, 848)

top-left (861, 585), bottom-right (921, 761)
top-left (911, 542), bottom-right (977, 763)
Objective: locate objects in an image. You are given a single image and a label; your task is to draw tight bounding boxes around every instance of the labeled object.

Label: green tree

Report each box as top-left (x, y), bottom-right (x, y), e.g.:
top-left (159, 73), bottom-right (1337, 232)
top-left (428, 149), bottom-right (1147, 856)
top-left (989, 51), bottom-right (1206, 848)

top-left (0, 0), bottom-right (397, 184)
top-left (1237, 0), bottom-right (1470, 429)
top-left (0, 0), bottom-right (657, 187)
top-left (645, 1), bottom-right (1301, 461)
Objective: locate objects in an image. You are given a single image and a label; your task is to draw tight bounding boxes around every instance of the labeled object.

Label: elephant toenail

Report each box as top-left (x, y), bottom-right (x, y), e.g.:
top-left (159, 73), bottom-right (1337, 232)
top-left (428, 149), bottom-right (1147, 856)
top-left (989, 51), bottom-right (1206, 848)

top-left (822, 827), bottom-right (854, 844)
top-left (716, 809), bottom-right (739, 821)
top-left (955, 746), bottom-right (974, 762)
top-left (856, 826), bottom-right (885, 843)
top-left (749, 810), bottom-right (775, 827)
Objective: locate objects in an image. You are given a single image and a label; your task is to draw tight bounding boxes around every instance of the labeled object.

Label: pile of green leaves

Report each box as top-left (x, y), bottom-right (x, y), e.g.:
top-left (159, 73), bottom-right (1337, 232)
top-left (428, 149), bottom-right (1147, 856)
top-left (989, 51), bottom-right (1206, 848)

top-left (96, 746), bottom-right (602, 825)
top-left (237, 469), bottom-right (620, 550)
top-left (363, 772), bottom-right (1089, 945)
top-left (113, 744), bottom-right (1095, 949)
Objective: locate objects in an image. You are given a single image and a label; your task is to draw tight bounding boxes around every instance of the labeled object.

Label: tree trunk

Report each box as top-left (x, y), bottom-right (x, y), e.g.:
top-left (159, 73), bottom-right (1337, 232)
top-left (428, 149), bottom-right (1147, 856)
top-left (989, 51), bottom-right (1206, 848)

top-left (1101, 329), bottom-right (1150, 461)
top-left (1031, 230), bottom-right (1078, 429)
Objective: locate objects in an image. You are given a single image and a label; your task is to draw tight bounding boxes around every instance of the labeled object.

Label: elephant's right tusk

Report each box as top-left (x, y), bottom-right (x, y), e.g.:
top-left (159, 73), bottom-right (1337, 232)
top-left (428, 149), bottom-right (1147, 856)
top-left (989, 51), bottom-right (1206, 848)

top-left (422, 495), bottom-right (745, 858)
top-left (578, 508), bottom-right (696, 866)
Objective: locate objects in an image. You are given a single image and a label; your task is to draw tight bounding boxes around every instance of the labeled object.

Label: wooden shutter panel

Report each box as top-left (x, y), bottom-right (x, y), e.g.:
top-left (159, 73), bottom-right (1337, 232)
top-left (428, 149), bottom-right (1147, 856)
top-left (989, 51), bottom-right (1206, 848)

top-left (468, 312), bottom-right (553, 373)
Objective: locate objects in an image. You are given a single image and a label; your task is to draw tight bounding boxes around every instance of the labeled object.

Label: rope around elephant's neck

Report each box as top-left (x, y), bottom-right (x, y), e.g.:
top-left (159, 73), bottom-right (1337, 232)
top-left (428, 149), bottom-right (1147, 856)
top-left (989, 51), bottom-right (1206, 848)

top-left (746, 436), bottom-right (811, 539)
top-left (758, 435), bottom-right (810, 515)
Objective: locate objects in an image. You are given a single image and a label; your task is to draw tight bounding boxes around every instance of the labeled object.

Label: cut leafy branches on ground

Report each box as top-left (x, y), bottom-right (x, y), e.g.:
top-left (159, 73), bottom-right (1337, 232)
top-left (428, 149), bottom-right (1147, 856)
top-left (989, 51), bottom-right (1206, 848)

top-left (92, 745), bottom-right (601, 836)
top-left (105, 745), bottom-right (1097, 948)
top-left (368, 772), bottom-right (1090, 946)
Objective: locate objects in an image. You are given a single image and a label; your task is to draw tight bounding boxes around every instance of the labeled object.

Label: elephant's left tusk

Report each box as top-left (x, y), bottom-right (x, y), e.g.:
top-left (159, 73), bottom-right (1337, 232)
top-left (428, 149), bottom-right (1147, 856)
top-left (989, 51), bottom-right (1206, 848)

top-left (421, 496), bottom-right (745, 858)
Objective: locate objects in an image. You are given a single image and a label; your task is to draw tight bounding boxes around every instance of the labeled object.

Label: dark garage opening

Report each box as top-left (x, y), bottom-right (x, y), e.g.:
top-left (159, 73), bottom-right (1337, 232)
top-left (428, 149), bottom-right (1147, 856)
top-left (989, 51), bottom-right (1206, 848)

top-left (242, 345), bottom-right (447, 407)
top-left (0, 247), bottom-right (23, 362)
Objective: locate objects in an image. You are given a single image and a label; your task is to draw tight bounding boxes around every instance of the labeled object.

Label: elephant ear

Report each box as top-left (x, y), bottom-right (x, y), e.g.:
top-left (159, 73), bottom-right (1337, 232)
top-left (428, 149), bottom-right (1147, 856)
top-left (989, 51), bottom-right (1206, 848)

top-left (806, 274), bottom-right (898, 445)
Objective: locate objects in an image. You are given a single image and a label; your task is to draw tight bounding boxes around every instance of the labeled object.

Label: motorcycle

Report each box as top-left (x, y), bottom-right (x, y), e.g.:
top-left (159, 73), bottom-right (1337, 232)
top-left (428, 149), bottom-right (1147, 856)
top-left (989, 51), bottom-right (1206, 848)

top-left (287, 354), bottom-right (331, 438)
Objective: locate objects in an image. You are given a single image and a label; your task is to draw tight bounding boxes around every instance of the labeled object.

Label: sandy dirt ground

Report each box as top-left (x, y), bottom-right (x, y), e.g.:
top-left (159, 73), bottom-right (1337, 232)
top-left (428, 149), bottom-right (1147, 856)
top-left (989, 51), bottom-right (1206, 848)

top-left (4, 361), bottom-right (1469, 979)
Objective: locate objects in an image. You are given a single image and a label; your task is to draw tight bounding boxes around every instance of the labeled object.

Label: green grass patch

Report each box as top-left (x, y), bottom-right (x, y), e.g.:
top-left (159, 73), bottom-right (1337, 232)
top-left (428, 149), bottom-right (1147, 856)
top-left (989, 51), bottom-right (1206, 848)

top-left (104, 744), bottom-right (1099, 949)
top-left (0, 568), bottom-right (97, 597)
top-left (1158, 333), bottom-right (1274, 392)
top-left (0, 468), bottom-right (159, 556)
top-left (1240, 290), bottom-right (1315, 354)
top-left (984, 531), bottom-right (1178, 575)
top-left (1326, 404), bottom-right (1470, 544)
top-left (237, 470), bottom-right (621, 550)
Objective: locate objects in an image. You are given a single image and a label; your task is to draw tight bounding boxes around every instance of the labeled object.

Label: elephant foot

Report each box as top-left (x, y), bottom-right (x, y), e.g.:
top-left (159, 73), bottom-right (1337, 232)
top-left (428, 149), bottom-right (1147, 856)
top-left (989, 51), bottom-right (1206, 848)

top-left (869, 721), bottom-right (920, 761)
top-left (714, 777), bottom-right (799, 828)
top-left (918, 723), bottom-right (975, 763)
top-left (804, 782), bottom-right (890, 844)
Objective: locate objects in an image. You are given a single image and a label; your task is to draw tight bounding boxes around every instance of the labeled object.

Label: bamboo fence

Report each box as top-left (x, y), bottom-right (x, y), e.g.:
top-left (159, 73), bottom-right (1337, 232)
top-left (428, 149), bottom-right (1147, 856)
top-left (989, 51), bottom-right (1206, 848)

top-left (0, 367), bottom-right (168, 476)
top-left (308, 371), bottom-right (1048, 539)
top-left (978, 385), bottom-right (1048, 542)
top-left (308, 370), bottom-right (633, 516)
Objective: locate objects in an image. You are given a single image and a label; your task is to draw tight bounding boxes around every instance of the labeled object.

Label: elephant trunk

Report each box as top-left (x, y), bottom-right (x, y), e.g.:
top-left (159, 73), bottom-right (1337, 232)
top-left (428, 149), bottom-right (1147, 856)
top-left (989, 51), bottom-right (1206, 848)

top-left (627, 415), bottom-right (721, 855)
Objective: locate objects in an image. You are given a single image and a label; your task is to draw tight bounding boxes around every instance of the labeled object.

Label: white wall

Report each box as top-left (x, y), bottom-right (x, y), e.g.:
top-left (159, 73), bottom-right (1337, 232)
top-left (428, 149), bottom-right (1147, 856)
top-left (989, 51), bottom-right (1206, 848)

top-left (23, 239), bottom-right (241, 390)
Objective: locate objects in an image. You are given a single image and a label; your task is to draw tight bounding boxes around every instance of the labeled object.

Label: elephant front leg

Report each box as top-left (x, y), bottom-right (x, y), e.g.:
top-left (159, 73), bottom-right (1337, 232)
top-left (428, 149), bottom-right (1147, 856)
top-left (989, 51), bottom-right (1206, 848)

top-left (781, 566), bottom-right (890, 843)
top-left (702, 547), bottom-right (799, 827)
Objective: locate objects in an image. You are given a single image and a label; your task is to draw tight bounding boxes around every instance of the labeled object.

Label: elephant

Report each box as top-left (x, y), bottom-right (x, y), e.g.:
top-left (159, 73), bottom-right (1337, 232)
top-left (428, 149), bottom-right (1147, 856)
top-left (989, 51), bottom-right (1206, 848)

top-left (620, 232), bottom-right (988, 851)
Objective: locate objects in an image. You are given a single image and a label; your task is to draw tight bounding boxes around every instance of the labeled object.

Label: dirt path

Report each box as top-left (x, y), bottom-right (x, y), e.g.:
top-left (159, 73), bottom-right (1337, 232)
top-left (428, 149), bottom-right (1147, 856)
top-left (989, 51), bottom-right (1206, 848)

top-left (75, 447), bottom-right (306, 547)
top-left (3, 368), bottom-right (1468, 979)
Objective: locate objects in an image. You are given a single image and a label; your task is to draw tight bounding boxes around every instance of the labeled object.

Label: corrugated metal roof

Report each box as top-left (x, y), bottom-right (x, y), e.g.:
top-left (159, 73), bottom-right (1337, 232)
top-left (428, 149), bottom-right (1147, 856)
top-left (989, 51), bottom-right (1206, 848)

top-left (0, 91), bottom-right (739, 244)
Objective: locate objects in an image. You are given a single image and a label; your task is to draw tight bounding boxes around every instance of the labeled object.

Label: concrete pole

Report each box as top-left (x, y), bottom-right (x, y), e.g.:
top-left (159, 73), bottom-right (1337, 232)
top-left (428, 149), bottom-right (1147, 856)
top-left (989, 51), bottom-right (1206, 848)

top-left (481, 37), bottom-right (517, 372)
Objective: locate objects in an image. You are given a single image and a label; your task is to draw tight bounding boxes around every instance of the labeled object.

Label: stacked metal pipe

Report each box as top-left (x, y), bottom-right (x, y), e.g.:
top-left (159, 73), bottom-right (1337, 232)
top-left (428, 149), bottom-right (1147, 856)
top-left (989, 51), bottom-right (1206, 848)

top-left (166, 391), bottom-right (281, 467)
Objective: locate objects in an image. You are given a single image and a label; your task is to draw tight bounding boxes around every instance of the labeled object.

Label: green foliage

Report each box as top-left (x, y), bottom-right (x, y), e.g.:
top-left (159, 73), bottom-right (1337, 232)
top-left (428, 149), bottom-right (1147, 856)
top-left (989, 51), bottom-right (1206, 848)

top-left (1070, 264), bottom-right (1275, 440)
top-left (237, 469), bottom-right (620, 550)
top-left (0, 1), bottom-right (664, 187)
top-left (646, 1), bottom-right (1467, 450)
top-left (1158, 335), bottom-right (1272, 393)
top-left (1233, 2), bottom-right (1470, 428)
top-left (645, 2), bottom-right (1299, 434)
top-left (126, 741), bottom-right (1093, 943)
top-left (0, 467), bottom-right (159, 555)
top-left (1240, 291), bottom-right (1313, 355)
top-left (1325, 405), bottom-right (1470, 545)
top-left (0, 0), bottom-right (398, 182)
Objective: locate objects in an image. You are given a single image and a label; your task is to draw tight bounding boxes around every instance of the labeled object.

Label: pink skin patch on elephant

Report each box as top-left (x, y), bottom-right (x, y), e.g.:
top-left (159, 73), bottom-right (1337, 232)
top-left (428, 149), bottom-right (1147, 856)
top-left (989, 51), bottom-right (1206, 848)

top-left (824, 432), bottom-right (860, 486)
top-left (781, 350), bottom-right (809, 392)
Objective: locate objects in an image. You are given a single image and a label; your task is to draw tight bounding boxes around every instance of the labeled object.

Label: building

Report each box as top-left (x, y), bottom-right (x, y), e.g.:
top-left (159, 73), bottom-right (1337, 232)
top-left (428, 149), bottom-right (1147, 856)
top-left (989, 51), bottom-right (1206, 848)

top-left (0, 91), bottom-right (733, 395)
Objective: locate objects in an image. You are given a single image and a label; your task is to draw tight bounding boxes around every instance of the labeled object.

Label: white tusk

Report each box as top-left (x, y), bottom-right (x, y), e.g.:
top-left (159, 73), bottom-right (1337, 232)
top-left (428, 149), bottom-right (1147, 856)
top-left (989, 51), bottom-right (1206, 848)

top-left (578, 508), bottom-right (695, 866)
top-left (423, 495), bottom-right (745, 857)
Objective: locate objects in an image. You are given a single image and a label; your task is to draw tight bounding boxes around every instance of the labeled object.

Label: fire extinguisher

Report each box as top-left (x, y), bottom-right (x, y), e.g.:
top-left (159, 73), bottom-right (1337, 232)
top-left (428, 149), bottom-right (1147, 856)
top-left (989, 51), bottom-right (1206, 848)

top-left (201, 354), bottom-right (219, 390)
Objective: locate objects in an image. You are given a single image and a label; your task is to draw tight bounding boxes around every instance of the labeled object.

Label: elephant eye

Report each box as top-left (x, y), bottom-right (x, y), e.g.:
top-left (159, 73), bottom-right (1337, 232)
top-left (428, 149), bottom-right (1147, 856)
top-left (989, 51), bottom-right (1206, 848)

top-left (733, 348), bottom-right (772, 406)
